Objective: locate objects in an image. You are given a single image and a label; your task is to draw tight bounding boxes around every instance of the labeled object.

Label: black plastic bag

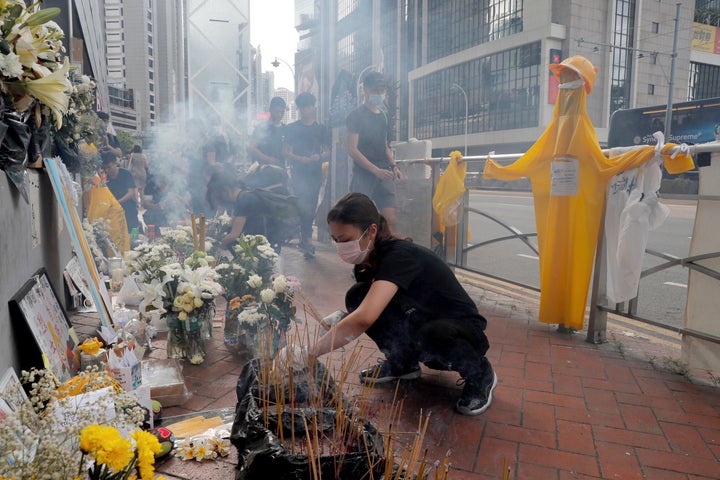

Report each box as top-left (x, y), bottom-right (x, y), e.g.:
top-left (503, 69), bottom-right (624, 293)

top-left (54, 136), bottom-right (81, 173)
top-left (0, 109), bottom-right (31, 202)
top-left (231, 359), bottom-right (385, 480)
top-left (27, 116), bottom-right (51, 166)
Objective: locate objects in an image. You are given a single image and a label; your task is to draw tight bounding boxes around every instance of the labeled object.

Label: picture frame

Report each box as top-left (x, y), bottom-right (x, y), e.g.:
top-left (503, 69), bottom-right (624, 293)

top-left (44, 157), bottom-right (113, 328)
top-left (8, 268), bottom-right (80, 382)
top-left (0, 368), bottom-right (29, 413)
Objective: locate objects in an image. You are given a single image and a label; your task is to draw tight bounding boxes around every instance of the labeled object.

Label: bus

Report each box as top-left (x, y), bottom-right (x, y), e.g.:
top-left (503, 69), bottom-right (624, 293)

top-left (607, 97), bottom-right (720, 148)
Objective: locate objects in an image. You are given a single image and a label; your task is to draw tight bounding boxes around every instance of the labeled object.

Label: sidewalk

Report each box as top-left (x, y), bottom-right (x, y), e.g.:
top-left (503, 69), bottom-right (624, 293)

top-left (72, 242), bottom-right (720, 479)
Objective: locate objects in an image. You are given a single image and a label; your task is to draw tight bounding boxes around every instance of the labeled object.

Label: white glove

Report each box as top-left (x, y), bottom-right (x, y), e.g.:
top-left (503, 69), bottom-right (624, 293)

top-left (274, 345), bottom-right (310, 371)
top-left (320, 310), bottom-right (347, 332)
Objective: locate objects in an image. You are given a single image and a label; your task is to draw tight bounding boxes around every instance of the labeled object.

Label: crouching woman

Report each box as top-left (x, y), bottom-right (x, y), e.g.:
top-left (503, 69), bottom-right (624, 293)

top-left (309, 192), bottom-right (497, 415)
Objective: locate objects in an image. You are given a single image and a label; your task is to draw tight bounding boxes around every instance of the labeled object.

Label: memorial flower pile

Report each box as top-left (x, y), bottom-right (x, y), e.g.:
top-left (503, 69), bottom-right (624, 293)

top-left (0, 368), bottom-right (159, 480)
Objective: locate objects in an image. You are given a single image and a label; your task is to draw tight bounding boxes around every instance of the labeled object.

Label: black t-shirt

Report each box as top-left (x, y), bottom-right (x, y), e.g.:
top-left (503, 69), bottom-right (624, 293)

top-left (107, 168), bottom-right (138, 227)
top-left (252, 122), bottom-right (285, 163)
top-left (284, 120), bottom-right (330, 176)
top-left (354, 239), bottom-right (486, 329)
top-left (232, 190), bottom-right (282, 246)
top-left (346, 105), bottom-right (391, 169)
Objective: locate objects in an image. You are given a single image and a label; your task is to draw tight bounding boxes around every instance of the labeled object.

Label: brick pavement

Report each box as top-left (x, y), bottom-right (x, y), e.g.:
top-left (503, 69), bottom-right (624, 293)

top-left (70, 242), bottom-right (720, 479)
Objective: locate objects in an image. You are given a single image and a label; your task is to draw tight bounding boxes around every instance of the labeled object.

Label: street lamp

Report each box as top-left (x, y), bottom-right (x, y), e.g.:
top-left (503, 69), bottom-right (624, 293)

top-left (271, 57), bottom-right (295, 88)
top-left (357, 64), bottom-right (376, 106)
top-left (451, 83), bottom-right (468, 156)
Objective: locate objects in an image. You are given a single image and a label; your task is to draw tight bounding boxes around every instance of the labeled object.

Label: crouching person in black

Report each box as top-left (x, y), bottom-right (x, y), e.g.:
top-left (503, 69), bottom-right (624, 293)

top-left (308, 192), bottom-right (497, 416)
top-left (207, 167), bottom-right (294, 253)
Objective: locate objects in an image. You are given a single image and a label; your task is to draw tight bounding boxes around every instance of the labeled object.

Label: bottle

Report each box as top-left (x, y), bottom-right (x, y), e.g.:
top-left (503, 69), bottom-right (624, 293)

top-left (130, 227), bottom-right (140, 247)
top-left (147, 224), bottom-right (156, 241)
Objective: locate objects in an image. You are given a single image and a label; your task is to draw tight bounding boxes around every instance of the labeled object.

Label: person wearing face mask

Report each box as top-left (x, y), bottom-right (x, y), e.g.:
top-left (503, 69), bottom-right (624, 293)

top-left (346, 71), bottom-right (403, 234)
top-left (250, 97), bottom-right (287, 167)
top-left (304, 192), bottom-right (497, 416)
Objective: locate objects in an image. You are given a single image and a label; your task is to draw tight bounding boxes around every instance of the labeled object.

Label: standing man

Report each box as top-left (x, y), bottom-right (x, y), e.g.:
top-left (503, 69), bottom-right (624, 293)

top-left (96, 111), bottom-right (123, 158)
top-left (346, 71), bottom-right (403, 233)
top-left (101, 151), bottom-right (139, 234)
top-left (283, 92), bottom-right (331, 258)
top-left (250, 97), bottom-right (287, 167)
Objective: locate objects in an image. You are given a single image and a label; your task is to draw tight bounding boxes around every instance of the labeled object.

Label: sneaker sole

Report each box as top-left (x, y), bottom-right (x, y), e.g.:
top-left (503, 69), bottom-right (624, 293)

top-left (456, 372), bottom-right (498, 416)
top-left (360, 369), bottom-right (422, 385)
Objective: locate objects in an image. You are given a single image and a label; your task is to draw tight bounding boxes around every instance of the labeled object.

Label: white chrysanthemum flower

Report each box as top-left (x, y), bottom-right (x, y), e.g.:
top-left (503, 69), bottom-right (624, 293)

top-left (0, 52), bottom-right (24, 78)
top-left (272, 275), bottom-right (287, 294)
top-left (247, 274), bottom-right (262, 289)
top-left (260, 288), bottom-right (275, 304)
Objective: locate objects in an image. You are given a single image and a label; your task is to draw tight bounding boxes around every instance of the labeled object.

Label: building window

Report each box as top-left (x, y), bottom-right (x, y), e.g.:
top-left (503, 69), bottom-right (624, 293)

top-left (688, 61), bottom-right (720, 100)
top-left (650, 53), bottom-right (657, 64)
top-left (651, 22), bottom-right (659, 33)
top-left (413, 42), bottom-right (541, 139)
top-left (426, 0), bottom-right (523, 62)
top-left (610, 0), bottom-right (637, 114)
top-left (337, 0), bottom-right (359, 21)
top-left (648, 84), bottom-right (655, 94)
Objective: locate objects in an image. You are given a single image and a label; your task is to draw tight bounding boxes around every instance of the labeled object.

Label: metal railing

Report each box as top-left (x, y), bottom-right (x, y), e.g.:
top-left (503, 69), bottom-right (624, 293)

top-left (398, 143), bottom-right (720, 345)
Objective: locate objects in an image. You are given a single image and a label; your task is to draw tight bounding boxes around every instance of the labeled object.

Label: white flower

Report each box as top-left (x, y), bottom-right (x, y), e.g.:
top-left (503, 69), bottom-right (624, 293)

top-left (247, 274), bottom-right (262, 289)
top-left (0, 52), bottom-right (23, 78)
top-left (260, 288), bottom-right (275, 304)
top-left (272, 275), bottom-right (287, 294)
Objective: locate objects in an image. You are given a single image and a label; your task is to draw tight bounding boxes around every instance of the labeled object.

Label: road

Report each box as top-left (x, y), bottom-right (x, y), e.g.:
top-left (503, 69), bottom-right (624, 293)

top-left (462, 190), bottom-right (696, 330)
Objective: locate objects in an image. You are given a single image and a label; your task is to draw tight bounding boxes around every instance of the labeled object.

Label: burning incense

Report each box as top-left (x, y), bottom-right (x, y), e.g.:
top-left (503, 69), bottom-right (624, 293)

top-left (190, 213), bottom-right (198, 251)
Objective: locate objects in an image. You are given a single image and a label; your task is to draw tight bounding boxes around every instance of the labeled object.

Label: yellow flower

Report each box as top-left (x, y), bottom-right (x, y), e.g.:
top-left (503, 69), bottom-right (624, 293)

top-left (178, 311), bottom-right (188, 321)
top-left (79, 425), bottom-right (134, 472)
top-left (131, 429), bottom-right (161, 480)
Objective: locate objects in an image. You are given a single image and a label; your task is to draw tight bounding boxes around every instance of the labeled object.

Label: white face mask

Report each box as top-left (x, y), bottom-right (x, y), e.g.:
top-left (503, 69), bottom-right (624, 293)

top-left (368, 94), bottom-right (385, 107)
top-left (559, 79), bottom-right (585, 90)
top-left (336, 228), bottom-right (371, 264)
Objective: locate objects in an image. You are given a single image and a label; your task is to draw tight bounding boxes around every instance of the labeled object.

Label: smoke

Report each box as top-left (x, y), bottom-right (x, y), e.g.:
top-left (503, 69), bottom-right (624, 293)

top-left (141, 101), bottom-right (255, 226)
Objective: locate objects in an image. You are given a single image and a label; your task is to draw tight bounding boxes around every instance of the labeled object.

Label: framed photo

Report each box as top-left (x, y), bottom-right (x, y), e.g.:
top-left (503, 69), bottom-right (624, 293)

top-left (0, 368), bottom-right (28, 413)
top-left (8, 269), bottom-right (80, 382)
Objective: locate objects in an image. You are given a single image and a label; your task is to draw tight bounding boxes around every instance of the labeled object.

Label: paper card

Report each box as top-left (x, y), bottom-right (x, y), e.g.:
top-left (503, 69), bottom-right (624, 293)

top-left (53, 386), bottom-right (116, 430)
top-left (550, 157), bottom-right (579, 196)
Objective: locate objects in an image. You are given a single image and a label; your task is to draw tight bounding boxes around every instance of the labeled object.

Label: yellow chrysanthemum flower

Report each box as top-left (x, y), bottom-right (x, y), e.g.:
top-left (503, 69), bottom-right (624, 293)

top-left (131, 429), bottom-right (161, 480)
top-left (79, 425), bottom-right (134, 472)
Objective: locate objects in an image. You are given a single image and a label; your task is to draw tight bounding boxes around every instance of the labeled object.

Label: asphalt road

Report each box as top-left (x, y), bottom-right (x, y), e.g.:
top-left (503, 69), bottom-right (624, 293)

top-left (462, 190), bottom-right (696, 330)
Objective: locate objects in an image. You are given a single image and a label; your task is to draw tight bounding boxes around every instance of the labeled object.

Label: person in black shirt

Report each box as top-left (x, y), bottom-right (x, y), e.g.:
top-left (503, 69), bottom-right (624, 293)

top-left (346, 72), bottom-right (403, 233)
top-left (283, 93), bottom-right (331, 258)
top-left (207, 170), bottom-right (289, 252)
top-left (307, 192), bottom-right (497, 416)
top-left (250, 97), bottom-right (287, 166)
top-left (101, 151), bottom-right (139, 233)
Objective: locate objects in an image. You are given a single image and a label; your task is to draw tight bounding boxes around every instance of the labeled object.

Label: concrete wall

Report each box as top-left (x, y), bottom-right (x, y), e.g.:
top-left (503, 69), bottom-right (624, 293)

top-left (0, 170), bottom-right (73, 373)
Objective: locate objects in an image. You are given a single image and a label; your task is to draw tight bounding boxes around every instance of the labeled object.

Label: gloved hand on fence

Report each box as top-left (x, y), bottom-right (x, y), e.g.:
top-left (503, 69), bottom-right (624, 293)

top-left (320, 310), bottom-right (348, 332)
top-left (273, 345), bottom-right (312, 371)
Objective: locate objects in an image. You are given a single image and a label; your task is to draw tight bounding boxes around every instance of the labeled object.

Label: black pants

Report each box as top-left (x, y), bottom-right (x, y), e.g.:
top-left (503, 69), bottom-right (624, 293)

top-left (290, 170), bottom-right (322, 241)
top-left (345, 282), bottom-right (490, 379)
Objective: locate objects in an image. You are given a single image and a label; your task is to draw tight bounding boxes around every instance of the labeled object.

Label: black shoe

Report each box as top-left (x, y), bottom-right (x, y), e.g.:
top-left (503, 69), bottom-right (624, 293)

top-left (299, 242), bottom-right (315, 258)
top-left (359, 360), bottom-right (421, 385)
top-left (456, 359), bottom-right (497, 416)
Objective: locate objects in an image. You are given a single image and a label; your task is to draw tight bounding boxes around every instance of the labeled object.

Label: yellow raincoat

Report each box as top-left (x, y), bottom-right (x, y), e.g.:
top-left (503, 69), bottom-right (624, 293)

top-left (483, 56), bottom-right (693, 330)
top-left (432, 150), bottom-right (467, 229)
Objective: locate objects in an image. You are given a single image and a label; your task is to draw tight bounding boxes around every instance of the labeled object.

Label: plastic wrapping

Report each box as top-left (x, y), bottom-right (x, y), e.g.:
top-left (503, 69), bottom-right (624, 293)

top-left (0, 109), bottom-right (31, 202)
top-left (230, 359), bottom-right (385, 480)
top-left (141, 358), bottom-right (191, 407)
